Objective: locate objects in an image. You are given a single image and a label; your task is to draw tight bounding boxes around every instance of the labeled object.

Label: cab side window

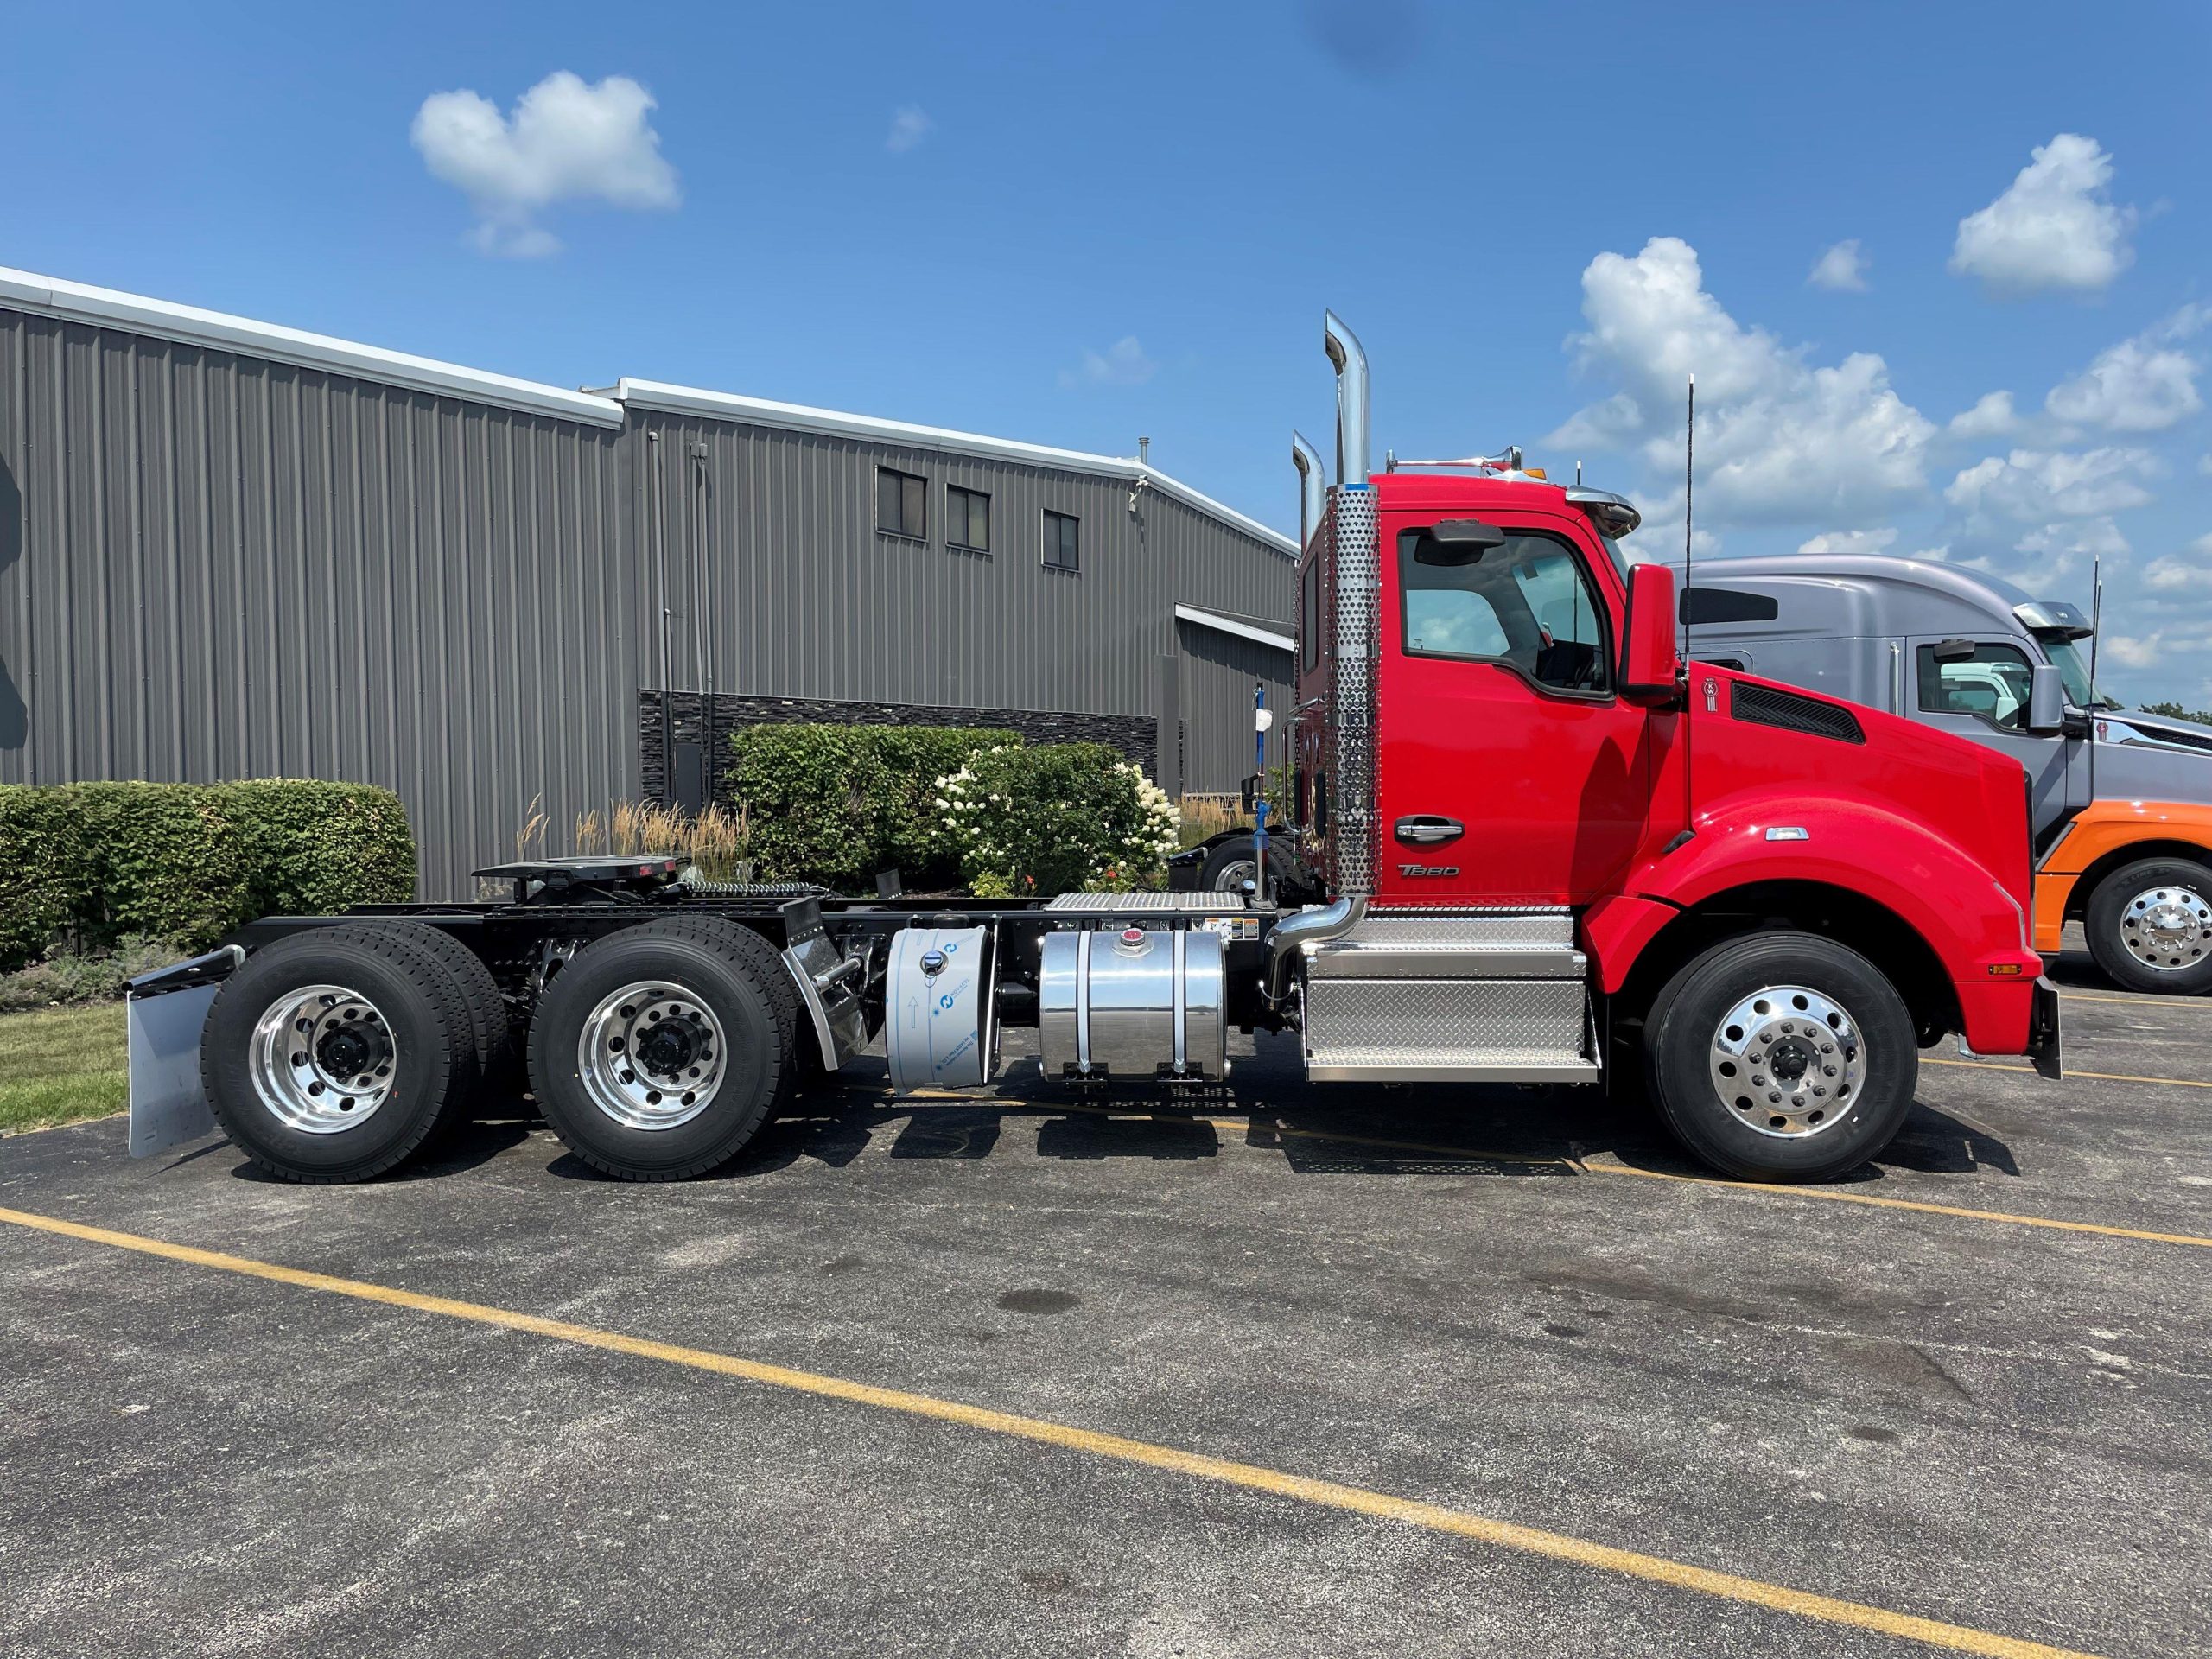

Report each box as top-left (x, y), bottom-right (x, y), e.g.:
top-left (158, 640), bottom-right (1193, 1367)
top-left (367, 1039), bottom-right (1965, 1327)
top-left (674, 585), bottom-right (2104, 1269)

top-left (1399, 530), bottom-right (1610, 693)
top-left (1917, 643), bottom-right (2034, 731)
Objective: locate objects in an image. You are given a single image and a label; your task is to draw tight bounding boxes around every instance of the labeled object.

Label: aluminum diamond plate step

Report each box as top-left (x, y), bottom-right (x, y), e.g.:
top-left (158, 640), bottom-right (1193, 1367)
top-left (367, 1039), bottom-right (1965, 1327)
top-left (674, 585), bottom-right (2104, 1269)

top-left (1306, 908), bottom-right (1585, 982)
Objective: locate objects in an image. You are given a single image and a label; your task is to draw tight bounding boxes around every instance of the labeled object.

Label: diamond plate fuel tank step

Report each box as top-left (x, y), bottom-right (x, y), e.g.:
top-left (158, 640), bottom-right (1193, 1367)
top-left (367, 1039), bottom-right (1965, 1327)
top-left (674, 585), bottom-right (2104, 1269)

top-left (1300, 910), bottom-right (1597, 1083)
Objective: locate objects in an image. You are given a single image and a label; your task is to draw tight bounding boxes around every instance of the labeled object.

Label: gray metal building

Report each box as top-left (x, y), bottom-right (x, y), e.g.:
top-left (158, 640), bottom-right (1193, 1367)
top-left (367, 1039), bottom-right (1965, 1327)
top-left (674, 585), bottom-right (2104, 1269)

top-left (0, 267), bottom-right (1294, 899)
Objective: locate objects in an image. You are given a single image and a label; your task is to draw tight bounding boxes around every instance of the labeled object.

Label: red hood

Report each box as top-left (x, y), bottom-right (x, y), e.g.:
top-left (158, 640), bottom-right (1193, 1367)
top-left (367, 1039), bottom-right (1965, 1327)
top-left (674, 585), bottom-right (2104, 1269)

top-left (1684, 668), bottom-right (2033, 915)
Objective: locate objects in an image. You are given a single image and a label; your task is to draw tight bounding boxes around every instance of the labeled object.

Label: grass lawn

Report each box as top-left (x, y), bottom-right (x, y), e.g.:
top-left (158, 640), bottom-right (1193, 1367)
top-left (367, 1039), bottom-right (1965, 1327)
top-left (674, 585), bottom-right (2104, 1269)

top-left (0, 1004), bottom-right (130, 1135)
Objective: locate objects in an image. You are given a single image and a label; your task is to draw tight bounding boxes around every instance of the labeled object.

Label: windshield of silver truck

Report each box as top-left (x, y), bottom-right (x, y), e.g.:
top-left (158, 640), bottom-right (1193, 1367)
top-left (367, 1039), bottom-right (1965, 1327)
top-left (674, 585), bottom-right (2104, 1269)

top-left (2038, 634), bottom-right (2121, 709)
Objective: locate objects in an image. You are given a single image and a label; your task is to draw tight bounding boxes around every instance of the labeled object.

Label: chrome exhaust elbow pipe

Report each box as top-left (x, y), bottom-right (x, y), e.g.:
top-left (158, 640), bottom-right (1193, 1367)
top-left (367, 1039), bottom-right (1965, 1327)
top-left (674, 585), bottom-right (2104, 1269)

top-left (1291, 430), bottom-right (1325, 550)
top-left (1264, 893), bottom-right (1366, 1007)
top-left (1323, 311), bottom-right (1370, 489)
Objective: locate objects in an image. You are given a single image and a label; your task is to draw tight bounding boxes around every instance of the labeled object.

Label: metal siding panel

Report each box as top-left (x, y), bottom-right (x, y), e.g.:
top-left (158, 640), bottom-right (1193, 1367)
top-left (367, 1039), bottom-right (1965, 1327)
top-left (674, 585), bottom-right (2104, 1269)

top-left (0, 304), bottom-right (633, 899)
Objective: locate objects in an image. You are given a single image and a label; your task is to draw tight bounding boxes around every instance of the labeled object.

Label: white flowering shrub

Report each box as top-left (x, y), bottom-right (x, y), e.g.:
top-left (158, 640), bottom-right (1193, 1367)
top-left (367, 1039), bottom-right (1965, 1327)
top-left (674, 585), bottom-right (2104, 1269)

top-left (935, 742), bottom-right (1181, 894)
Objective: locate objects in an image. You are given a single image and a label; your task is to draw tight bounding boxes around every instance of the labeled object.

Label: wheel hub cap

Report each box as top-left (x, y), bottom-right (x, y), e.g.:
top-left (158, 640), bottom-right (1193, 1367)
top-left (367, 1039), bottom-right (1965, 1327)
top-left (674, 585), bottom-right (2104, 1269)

top-left (1707, 985), bottom-right (1866, 1140)
top-left (577, 982), bottom-right (728, 1131)
top-left (2120, 887), bottom-right (2211, 973)
top-left (249, 985), bottom-right (397, 1134)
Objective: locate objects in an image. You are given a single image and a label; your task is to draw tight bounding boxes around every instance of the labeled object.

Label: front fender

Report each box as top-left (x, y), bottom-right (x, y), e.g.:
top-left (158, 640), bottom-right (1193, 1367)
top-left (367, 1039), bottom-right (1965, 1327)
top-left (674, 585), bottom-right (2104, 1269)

top-left (1586, 797), bottom-right (2041, 1052)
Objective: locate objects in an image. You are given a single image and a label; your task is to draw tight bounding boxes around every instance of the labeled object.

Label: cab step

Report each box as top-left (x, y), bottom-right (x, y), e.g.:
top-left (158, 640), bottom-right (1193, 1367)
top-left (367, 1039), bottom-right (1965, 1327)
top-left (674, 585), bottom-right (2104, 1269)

top-left (1300, 910), bottom-right (1598, 1083)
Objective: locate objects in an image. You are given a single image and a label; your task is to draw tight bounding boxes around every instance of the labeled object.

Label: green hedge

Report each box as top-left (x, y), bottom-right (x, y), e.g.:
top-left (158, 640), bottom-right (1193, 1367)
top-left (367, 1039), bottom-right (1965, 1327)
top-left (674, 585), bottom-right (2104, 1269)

top-left (0, 779), bottom-right (417, 971)
top-left (722, 724), bottom-right (1018, 891)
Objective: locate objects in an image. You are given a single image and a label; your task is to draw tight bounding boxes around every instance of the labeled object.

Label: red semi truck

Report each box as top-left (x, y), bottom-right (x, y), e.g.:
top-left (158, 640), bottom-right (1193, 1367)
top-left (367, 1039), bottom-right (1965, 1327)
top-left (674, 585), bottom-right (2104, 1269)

top-left (124, 314), bottom-right (2060, 1187)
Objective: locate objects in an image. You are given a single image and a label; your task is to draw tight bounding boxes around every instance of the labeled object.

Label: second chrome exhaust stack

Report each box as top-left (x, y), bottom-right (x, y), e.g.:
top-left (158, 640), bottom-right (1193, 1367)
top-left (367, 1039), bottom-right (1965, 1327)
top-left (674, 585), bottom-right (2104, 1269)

top-left (1290, 430), bottom-right (1325, 550)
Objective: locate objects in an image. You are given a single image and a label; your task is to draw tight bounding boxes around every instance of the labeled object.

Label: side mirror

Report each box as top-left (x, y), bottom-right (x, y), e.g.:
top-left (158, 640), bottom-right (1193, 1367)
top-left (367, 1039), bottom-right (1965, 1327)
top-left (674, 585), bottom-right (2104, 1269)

top-left (2026, 663), bottom-right (2066, 734)
top-left (1239, 774), bottom-right (1259, 812)
top-left (1412, 519), bottom-right (1508, 566)
top-left (1621, 561), bottom-right (1682, 705)
top-left (1929, 637), bottom-right (1979, 663)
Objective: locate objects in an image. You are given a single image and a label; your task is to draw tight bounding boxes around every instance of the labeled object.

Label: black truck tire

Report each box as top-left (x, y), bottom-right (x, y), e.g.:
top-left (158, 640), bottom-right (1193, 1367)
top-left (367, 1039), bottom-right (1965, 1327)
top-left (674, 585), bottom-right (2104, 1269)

top-left (351, 919), bottom-right (512, 1093)
top-left (200, 925), bottom-right (480, 1184)
top-left (526, 918), bottom-right (798, 1180)
top-left (2082, 858), bottom-right (2212, 995)
top-left (1643, 931), bottom-right (1917, 1183)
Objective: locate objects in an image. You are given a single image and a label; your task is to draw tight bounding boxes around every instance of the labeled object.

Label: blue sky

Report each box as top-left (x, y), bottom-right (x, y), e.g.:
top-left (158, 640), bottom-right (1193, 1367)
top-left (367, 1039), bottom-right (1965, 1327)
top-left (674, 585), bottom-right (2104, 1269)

top-left (3, 0), bottom-right (2209, 702)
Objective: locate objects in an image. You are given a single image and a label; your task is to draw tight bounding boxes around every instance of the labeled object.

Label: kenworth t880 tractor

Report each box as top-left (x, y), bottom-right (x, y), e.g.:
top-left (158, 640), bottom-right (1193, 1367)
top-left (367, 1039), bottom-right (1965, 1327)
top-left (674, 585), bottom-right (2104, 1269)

top-left (125, 314), bottom-right (2062, 1188)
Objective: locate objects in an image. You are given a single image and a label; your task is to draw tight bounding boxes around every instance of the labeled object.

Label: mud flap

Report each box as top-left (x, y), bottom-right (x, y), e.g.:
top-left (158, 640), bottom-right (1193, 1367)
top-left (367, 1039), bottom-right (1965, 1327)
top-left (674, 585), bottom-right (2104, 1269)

top-left (2028, 974), bottom-right (2063, 1081)
top-left (125, 947), bottom-right (239, 1157)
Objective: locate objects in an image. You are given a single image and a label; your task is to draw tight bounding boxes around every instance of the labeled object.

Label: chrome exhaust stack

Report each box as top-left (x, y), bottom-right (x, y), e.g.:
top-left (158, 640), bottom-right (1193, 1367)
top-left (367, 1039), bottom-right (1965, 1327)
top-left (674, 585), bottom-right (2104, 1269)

top-left (1291, 430), bottom-right (1326, 550)
top-left (1323, 311), bottom-right (1370, 487)
top-left (1265, 314), bottom-right (1378, 1007)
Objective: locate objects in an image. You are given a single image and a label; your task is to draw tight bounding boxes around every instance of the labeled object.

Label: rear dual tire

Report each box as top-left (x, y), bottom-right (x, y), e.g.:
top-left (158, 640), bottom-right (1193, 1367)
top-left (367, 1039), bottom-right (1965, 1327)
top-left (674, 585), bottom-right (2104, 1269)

top-left (201, 924), bottom-right (493, 1184)
top-left (526, 918), bottom-right (799, 1181)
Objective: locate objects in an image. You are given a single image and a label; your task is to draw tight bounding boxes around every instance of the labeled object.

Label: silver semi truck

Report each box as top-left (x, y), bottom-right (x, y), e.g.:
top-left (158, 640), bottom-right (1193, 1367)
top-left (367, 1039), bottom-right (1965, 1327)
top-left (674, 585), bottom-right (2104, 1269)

top-left (1666, 552), bottom-right (2212, 994)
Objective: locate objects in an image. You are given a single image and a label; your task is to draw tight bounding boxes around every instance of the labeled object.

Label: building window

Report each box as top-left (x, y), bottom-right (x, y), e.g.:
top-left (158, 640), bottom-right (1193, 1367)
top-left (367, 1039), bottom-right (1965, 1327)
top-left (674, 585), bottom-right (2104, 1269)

top-left (877, 467), bottom-right (926, 539)
top-left (1043, 509), bottom-right (1080, 572)
top-left (948, 485), bottom-right (990, 551)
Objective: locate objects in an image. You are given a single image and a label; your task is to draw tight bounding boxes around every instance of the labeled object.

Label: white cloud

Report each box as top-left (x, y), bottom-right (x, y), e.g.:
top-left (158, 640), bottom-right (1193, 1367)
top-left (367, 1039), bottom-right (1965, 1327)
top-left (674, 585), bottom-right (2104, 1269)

top-left (887, 105), bottom-right (933, 154)
top-left (1949, 134), bottom-right (2134, 295)
top-left (1796, 527), bottom-right (1897, 558)
top-left (2144, 535), bottom-right (2212, 592)
top-left (1553, 237), bottom-right (1933, 524)
top-left (2044, 304), bottom-right (2209, 433)
top-left (1948, 391), bottom-right (2019, 439)
top-left (2104, 632), bottom-right (2165, 669)
top-left (1944, 447), bottom-right (2159, 521)
top-left (1060, 336), bottom-right (1158, 388)
top-left (412, 72), bottom-right (677, 257)
top-left (1808, 239), bottom-right (1870, 292)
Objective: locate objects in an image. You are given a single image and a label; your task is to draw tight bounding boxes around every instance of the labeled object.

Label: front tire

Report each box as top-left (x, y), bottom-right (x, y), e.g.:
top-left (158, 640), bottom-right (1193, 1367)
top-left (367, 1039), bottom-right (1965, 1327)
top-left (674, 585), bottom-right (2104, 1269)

top-left (527, 918), bottom-right (797, 1180)
top-left (2083, 858), bottom-right (2212, 995)
top-left (1643, 931), bottom-right (1916, 1182)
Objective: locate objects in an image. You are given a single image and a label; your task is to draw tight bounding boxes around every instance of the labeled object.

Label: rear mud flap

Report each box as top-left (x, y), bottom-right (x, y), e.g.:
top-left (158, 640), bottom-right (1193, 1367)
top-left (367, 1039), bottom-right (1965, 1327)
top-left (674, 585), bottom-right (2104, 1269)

top-left (2028, 974), bottom-right (2063, 1081)
top-left (125, 947), bottom-right (238, 1157)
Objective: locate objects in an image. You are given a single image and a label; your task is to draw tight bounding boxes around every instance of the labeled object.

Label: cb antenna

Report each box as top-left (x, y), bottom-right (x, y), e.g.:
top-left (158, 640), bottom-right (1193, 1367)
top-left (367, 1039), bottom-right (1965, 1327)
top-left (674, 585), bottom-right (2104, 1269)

top-left (1681, 372), bottom-right (1696, 842)
top-left (1682, 372), bottom-right (1695, 659)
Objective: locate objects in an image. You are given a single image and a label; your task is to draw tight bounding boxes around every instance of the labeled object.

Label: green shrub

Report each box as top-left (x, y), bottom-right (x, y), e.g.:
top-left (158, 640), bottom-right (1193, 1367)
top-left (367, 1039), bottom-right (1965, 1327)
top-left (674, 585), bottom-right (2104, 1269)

top-left (937, 743), bottom-right (1180, 895)
top-left (0, 779), bottom-right (417, 972)
top-left (214, 779), bottom-right (416, 917)
top-left (0, 935), bottom-right (181, 1014)
top-left (67, 783), bottom-right (252, 951)
top-left (722, 724), bottom-right (1017, 891)
top-left (0, 786), bottom-right (94, 972)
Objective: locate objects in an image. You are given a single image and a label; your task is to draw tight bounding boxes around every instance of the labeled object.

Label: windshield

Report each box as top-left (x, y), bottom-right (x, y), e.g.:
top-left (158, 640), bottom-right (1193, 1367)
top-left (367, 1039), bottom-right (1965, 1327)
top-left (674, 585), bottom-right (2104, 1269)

top-left (1596, 532), bottom-right (1630, 587)
top-left (2039, 635), bottom-right (2121, 709)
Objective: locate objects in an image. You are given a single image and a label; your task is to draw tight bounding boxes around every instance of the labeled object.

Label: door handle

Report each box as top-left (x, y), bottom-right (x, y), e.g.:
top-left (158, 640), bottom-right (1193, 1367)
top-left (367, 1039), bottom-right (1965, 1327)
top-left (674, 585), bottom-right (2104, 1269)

top-left (1393, 815), bottom-right (1465, 846)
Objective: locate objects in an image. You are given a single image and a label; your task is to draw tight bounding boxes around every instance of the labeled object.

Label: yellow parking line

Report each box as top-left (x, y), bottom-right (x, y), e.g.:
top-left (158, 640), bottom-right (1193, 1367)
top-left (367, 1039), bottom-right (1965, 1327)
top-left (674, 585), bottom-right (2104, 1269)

top-left (1925, 1057), bottom-right (2212, 1090)
top-left (2061, 991), bottom-right (2212, 1012)
top-left (0, 1204), bottom-right (2105, 1659)
top-left (869, 1093), bottom-right (2212, 1249)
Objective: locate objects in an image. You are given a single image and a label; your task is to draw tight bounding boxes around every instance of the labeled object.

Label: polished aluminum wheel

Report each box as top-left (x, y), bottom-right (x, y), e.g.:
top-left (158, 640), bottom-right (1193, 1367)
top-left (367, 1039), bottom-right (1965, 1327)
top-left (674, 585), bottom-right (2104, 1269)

top-left (1707, 984), bottom-right (1866, 1140)
top-left (1211, 857), bottom-right (1259, 893)
top-left (2118, 885), bottom-right (2212, 975)
top-left (576, 981), bottom-right (728, 1131)
top-left (249, 984), bottom-right (397, 1135)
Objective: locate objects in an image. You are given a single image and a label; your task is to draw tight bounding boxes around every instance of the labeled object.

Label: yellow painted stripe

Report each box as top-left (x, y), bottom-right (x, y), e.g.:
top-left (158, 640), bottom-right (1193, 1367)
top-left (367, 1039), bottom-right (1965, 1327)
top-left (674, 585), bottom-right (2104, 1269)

top-left (1925, 1057), bottom-right (2212, 1090)
top-left (0, 1204), bottom-right (2105, 1659)
top-left (2061, 991), bottom-right (2212, 1012)
top-left (875, 1093), bottom-right (2212, 1249)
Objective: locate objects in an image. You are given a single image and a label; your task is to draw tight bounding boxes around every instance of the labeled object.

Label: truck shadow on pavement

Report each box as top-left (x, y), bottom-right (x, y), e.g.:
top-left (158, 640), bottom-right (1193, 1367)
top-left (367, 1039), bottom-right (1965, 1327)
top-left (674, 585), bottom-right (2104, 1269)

top-left (520, 1071), bottom-right (2018, 1191)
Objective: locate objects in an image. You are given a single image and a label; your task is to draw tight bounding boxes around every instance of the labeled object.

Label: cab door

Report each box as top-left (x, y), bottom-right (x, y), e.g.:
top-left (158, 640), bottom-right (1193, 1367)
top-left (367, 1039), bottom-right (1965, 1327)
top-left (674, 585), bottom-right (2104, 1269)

top-left (1374, 508), bottom-right (1657, 906)
top-left (1908, 635), bottom-right (2080, 838)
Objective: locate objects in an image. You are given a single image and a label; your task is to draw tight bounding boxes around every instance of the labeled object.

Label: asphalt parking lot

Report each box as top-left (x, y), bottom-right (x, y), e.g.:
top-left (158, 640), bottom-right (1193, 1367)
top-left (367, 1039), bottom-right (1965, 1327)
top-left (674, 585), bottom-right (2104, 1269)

top-left (3, 944), bottom-right (2209, 1659)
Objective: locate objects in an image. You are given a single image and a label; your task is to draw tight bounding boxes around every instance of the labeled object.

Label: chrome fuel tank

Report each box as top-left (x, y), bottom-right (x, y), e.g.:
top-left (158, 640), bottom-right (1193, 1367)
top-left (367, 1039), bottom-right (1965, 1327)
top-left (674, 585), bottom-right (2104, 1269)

top-left (1039, 926), bottom-right (1225, 1080)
